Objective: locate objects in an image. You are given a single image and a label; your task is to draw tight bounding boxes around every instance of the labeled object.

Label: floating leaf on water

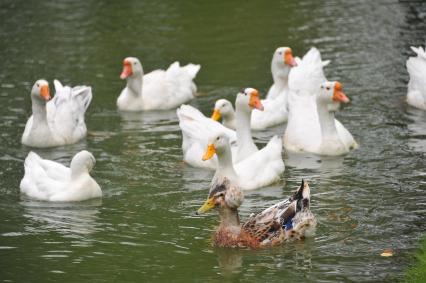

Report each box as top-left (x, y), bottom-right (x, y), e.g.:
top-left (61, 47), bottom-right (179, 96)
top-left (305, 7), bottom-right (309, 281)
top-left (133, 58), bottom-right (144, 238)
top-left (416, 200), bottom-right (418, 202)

top-left (380, 248), bottom-right (393, 257)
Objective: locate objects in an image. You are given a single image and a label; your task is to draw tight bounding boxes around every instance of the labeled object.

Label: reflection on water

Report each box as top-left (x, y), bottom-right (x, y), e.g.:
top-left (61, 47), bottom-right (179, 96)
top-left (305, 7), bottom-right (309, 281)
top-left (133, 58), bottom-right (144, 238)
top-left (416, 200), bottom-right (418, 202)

top-left (406, 107), bottom-right (426, 152)
top-left (21, 198), bottom-right (102, 236)
top-left (0, 0), bottom-right (425, 282)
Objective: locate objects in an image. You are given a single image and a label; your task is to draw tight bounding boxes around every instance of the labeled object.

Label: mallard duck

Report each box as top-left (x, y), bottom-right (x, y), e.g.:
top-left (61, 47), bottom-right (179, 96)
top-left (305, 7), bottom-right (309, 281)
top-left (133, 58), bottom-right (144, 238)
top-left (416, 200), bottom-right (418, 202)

top-left (197, 133), bottom-right (315, 248)
top-left (117, 57), bottom-right (200, 111)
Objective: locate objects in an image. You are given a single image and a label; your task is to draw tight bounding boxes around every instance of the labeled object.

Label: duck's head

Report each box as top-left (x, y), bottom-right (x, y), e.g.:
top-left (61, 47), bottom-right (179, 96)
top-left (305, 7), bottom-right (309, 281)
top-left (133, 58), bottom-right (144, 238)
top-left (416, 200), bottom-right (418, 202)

top-left (202, 132), bottom-right (230, 161)
top-left (273, 47), bottom-right (297, 68)
top-left (70, 150), bottom-right (96, 174)
top-left (235, 88), bottom-right (264, 112)
top-left (318, 81), bottom-right (350, 111)
top-left (211, 99), bottom-right (234, 121)
top-left (31, 79), bottom-right (51, 102)
top-left (120, 57), bottom-right (143, 79)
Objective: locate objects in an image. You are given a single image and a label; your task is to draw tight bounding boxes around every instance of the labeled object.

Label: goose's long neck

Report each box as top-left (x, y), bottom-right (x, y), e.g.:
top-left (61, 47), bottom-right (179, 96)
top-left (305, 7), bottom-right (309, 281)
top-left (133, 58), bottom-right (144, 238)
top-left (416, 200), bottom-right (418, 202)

top-left (126, 73), bottom-right (143, 96)
top-left (272, 64), bottom-right (290, 90)
top-left (71, 167), bottom-right (90, 180)
top-left (235, 106), bottom-right (257, 160)
top-left (317, 101), bottom-right (339, 141)
top-left (31, 97), bottom-right (48, 125)
top-left (222, 111), bottom-right (236, 129)
top-left (216, 145), bottom-right (238, 181)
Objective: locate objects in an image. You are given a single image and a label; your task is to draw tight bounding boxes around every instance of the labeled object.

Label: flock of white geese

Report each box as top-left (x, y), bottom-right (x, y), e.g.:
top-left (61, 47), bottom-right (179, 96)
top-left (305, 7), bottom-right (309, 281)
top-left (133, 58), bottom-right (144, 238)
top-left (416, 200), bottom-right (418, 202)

top-left (17, 45), bottom-right (426, 246)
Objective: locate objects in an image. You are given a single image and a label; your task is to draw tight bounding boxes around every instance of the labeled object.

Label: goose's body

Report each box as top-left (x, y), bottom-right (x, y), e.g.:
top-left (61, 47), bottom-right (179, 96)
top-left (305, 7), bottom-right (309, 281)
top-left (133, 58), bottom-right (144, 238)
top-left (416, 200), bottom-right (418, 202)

top-left (407, 46), bottom-right (426, 110)
top-left (178, 89), bottom-right (284, 189)
top-left (22, 80), bottom-right (92, 148)
top-left (117, 57), bottom-right (200, 111)
top-left (197, 140), bottom-right (315, 249)
top-left (283, 48), bottom-right (357, 155)
top-left (20, 151), bottom-right (102, 202)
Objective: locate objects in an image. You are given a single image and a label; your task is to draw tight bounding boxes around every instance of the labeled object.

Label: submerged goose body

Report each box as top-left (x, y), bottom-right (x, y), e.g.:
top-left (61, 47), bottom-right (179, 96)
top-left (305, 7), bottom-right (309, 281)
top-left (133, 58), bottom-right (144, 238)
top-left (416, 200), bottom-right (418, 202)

top-left (197, 145), bottom-right (316, 249)
top-left (284, 48), bottom-right (357, 155)
top-left (20, 151), bottom-right (102, 202)
top-left (407, 46), bottom-right (426, 110)
top-left (22, 80), bottom-right (92, 148)
top-left (117, 57), bottom-right (200, 111)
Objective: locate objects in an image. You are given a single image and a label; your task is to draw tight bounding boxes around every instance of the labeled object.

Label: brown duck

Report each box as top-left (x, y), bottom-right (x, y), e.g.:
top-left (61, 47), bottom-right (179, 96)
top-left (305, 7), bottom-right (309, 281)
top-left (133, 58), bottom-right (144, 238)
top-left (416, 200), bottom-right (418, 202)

top-left (197, 132), bottom-right (316, 248)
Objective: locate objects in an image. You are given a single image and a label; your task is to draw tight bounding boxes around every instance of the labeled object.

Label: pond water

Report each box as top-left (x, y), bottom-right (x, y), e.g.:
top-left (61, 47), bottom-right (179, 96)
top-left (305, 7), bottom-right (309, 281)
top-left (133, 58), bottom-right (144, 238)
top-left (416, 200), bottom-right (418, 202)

top-left (0, 0), bottom-right (425, 282)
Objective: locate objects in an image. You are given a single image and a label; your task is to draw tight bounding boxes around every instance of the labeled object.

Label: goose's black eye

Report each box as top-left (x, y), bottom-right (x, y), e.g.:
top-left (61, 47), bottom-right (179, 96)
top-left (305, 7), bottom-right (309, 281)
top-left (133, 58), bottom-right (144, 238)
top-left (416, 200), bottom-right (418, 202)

top-left (133, 62), bottom-right (136, 65)
top-left (216, 137), bottom-right (220, 141)
top-left (326, 87), bottom-right (330, 90)
top-left (278, 52), bottom-right (282, 55)
top-left (36, 84), bottom-right (39, 87)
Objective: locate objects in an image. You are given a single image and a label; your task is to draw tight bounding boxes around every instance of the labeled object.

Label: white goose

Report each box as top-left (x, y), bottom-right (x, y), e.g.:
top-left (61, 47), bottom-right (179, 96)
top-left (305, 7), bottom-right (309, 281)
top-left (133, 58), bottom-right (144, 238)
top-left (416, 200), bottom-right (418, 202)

top-left (20, 150), bottom-right (102, 202)
top-left (284, 48), bottom-right (358, 155)
top-left (178, 89), bottom-right (284, 189)
top-left (211, 47), bottom-right (297, 130)
top-left (406, 46), bottom-right (426, 110)
top-left (117, 57), bottom-right (200, 111)
top-left (203, 132), bottom-right (284, 190)
top-left (22, 79), bottom-right (92, 148)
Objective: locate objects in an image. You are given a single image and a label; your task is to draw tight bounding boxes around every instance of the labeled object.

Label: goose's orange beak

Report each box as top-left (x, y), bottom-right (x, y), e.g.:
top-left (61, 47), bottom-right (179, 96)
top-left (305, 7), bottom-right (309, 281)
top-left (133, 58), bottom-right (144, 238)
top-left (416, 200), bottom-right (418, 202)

top-left (40, 85), bottom-right (51, 101)
top-left (332, 82), bottom-right (349, 103)
top-left (120, 60), bottom-right (133, 79)
top-left (202, 144), bottom-right (216, 161)
top-left (284, 49), bottom-right (297, 67)
top-left (249, 89), bottom-right (264, 111)
top-left (211, 109), bottom-right (221, 121)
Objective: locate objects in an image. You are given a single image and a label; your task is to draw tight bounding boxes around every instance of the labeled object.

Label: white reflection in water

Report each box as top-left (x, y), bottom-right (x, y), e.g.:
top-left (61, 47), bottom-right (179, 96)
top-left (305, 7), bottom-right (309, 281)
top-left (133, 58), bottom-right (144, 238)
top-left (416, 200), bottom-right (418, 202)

top-left (21, 198), bottom-right (102, 236)
top-left (119, 109), bottom-right (178, 132)
top-left (406, 108), bottom-right (426, 152)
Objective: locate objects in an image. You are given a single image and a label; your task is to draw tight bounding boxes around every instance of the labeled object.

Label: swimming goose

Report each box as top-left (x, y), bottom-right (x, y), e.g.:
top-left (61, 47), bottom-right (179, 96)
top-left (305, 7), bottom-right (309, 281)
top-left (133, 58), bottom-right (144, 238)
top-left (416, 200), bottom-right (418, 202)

top-left (201, 132), bottom-right (284, 190)
top-left (284, 48), bottom-right (358, 155)
top-left (211, 47), bottom-right (297, 130)
top-left (20, 150), bottom-right (102, 202)
top-left (22, 79), bottom-right (92, 148)
top-left (178, 88), bottom-right (265, 169)
top-left (406, 46), bottom-right (426, 110)
top-left (117, 57), bottom-right (200, 111)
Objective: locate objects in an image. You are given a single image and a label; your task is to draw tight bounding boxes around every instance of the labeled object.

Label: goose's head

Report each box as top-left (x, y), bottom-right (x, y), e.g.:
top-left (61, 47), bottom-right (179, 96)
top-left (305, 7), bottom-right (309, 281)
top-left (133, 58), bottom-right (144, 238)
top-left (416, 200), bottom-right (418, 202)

top-left (318, 81), bottom-right (349, 111)
top-left (235, 88), bottom-right (264, 112)
top-left (120, 57), bottom-right (143, 79)
top-left (273, 47), bottom-right (297, 68)
top-left (31, 80), bottom-right (51, 102)
top-left (211, 99), bottom-right (234, 121)
top-left (70, 150), bottom-right (96, 174)
top-left (202, 132), bottom-right (231, 161)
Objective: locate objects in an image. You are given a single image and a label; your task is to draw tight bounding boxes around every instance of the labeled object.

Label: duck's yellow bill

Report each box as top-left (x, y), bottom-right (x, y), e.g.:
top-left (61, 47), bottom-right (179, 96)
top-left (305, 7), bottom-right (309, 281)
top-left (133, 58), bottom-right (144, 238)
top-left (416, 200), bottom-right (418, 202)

top-left (211, 109), bottom-right (221, 121)
top-left (202, 144), bottom-right (216, 161)
top-left (197, 197), bottom-right (215, 214)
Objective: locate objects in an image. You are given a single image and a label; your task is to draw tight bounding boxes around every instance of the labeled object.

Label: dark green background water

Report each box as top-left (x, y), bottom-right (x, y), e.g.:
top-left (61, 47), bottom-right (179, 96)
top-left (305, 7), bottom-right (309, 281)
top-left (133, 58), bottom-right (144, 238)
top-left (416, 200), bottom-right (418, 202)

top-left (0, 0), bottom-right (425, 282)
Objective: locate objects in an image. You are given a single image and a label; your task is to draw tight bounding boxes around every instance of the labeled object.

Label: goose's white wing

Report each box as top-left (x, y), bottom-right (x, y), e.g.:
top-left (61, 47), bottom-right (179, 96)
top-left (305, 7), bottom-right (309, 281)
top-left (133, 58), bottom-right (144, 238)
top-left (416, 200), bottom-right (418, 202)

top-left (235, 136), bottom-right (284, 190)
top-left (177, 104), bottom-right (236, 169)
